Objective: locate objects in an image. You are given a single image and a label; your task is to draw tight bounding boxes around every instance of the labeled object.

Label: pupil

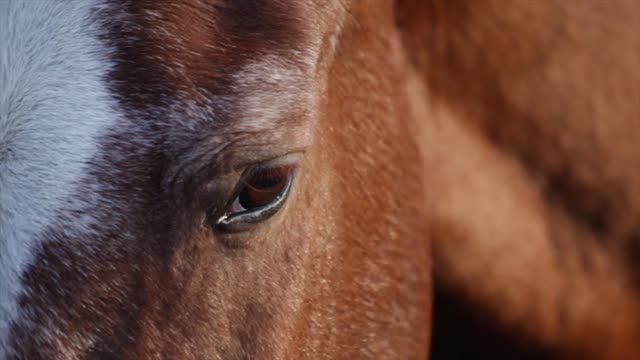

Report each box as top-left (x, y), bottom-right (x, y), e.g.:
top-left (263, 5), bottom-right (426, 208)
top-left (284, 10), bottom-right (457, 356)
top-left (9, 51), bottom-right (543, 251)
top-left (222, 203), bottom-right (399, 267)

top-left (252, 174), bottom-right (283, 190)
top-left (238, 170), bottom-right (288, 209)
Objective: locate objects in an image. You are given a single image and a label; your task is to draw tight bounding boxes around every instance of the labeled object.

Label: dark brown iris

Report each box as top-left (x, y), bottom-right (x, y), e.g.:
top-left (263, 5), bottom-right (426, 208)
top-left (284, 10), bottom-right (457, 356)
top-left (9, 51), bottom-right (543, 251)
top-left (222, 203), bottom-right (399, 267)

top-left (238, 165), bottom-right (293, 209)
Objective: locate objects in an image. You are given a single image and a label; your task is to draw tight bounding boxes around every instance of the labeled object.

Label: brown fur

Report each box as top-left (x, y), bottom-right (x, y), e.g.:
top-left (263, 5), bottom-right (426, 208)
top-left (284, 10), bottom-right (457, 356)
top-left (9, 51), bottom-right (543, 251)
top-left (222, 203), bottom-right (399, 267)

top-left (11, 1), bottom-right (640, 359)
top-left (396, 0), bottom-right (640, 359)
top-left (9, 1), bottom-right (432, 359)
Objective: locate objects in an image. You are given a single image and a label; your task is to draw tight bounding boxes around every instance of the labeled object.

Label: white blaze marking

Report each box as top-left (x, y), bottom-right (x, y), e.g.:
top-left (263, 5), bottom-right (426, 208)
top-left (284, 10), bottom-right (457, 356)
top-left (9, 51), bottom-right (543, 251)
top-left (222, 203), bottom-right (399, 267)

top-left (0, 0), bottom-right (119, 352)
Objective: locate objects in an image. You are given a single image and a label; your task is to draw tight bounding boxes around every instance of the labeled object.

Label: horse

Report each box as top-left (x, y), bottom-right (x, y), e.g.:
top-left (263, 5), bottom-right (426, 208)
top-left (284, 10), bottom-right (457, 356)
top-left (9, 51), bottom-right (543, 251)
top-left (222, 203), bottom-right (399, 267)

top-left (0, 0), bottom-right (430, 358)
top-left (2, 0), bottom-right (640, 359)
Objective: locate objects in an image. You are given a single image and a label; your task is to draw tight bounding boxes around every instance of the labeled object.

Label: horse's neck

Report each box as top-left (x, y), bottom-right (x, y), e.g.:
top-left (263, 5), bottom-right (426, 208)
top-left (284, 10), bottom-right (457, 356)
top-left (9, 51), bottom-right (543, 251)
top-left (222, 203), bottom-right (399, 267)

top-left (397, 1), bottom-right (640, 358)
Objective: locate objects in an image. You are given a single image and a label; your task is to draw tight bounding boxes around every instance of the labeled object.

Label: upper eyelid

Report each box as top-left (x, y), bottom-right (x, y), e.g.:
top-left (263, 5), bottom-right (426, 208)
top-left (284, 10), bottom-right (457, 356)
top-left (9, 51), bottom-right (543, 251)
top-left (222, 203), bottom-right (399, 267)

top-left (235, 151), bottom-right (303, 172)
top-left (166, 136), bottom-right (306, 195)
top-left (201, 152), bottom-right (300, 194)
top-left (243, 154), bottom-right (300, 180)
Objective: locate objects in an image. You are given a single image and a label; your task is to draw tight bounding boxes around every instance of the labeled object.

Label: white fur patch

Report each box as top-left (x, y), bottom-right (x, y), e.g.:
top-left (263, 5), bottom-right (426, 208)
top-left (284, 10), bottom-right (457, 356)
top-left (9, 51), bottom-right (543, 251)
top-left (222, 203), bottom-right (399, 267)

top-left (0, 0), bottom-right (119, 352)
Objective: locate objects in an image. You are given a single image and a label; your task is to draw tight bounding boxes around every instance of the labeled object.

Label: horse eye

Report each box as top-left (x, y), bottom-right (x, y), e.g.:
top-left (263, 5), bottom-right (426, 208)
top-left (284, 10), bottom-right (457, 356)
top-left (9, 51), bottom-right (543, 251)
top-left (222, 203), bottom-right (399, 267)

top-left (212, 164), bottom-right (296, 232)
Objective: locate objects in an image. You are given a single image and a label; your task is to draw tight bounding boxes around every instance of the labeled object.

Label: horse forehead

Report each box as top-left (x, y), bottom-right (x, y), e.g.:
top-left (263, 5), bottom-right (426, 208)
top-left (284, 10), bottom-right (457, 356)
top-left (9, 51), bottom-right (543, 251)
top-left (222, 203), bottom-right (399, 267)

top-left (106, 0), bottom-right (322, 122)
